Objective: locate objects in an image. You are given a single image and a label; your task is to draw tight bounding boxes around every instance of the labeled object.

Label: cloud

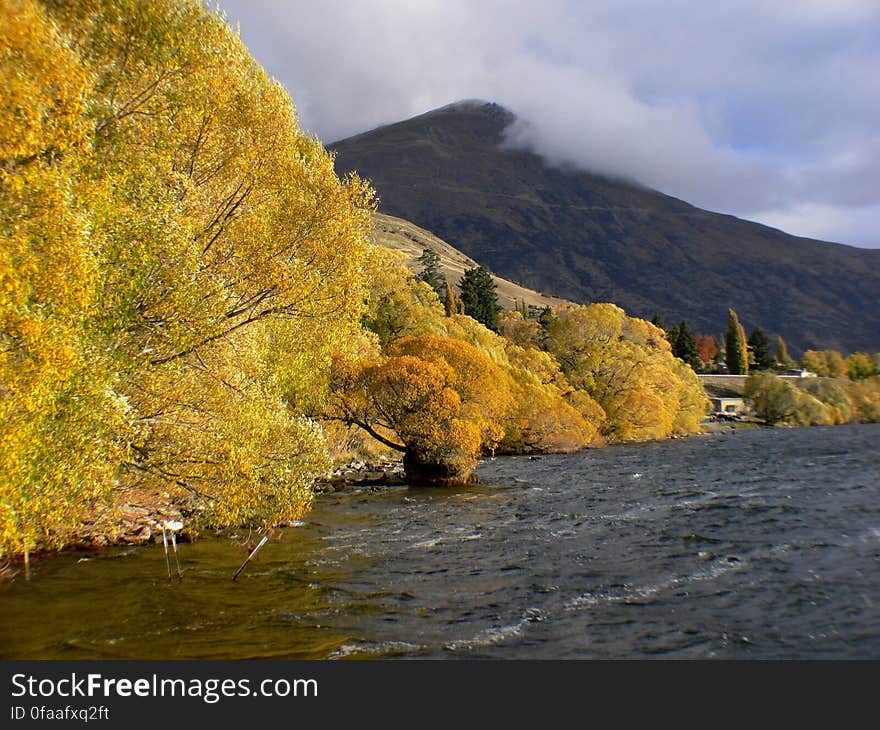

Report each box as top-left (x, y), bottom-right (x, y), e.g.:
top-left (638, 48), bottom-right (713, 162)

top-left (217, 0), bottom-right (880, 248)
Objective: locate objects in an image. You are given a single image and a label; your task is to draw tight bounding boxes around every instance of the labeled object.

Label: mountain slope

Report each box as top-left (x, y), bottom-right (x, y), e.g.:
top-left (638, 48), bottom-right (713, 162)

top-left (372, 213), bottom-right (568, 311)
top-left (330, 100), bottom-right (880, 353)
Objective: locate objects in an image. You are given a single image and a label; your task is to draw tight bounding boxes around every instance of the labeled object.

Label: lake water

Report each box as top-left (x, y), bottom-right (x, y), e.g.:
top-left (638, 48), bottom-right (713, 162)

top-left (2, 424), bottom-right (879, 659)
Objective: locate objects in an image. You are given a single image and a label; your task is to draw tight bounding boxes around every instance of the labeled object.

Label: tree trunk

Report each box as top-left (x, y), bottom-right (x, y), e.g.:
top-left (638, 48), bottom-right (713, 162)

top-left (403, 450), bottom-right (476, 487)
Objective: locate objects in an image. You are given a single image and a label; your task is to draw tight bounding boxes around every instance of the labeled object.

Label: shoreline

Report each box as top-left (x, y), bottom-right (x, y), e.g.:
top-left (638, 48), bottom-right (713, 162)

top-left (0, 419), bottom-right (771, 573)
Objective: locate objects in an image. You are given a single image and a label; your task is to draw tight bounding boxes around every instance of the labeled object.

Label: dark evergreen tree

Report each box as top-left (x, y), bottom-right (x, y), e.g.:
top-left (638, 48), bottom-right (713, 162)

top-left (650, 313), bottom-right (667, 331)
top-left (668, 321), bottom-right (701, 371)
top-left (459, 266), bottom-right (500, 331)
top-left (725, 308), bottom-right (749, 375)
top-left (416, 248), bottom-right (445, 299)
top-left (747, 327), bottom-right (774, 370)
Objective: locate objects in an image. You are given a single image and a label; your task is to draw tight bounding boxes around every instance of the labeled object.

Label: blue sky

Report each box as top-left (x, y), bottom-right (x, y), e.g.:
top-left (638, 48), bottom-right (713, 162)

top-left (217, 0), bottom-right (880, 248)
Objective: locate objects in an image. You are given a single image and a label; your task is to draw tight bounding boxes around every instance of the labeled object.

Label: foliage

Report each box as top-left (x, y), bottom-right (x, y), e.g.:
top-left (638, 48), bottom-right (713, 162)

top-left (443, 281), bottom-right (464, 317)
top-left (799, 379), bottom-right (855, 425)
top-left (459, 266), bottom-right (499, 332)
top-left (695, 335), bottom-right (719, 368)
top-left (328, 335), bottom-right (516, 482)
top-left (725, 309), bottom-right (749, 375)
top-left (775, 336), bottom-right (795, 368)
top-left (445, 314), bottom-right (605, 451)
top-left (1, 0), bottom-right (374, 556)
top-left (668, 321), bottom-right (701, 371)
top-left (744, 373), bottom-right (832, 426)
top-left (361, 246), bottom-right (445, 345)
top-left (746, 372), bottom-right (880, 426)
top-left (386, 335), bottom-right (514, 450)
top-left (747, 327), bottom-right (774, 370)
top-left (801, 349), bottom-right (846, 378)
top-left (544, 304), bottom-right (708, 441)
top-left (845, 352), bottom-right (877, 380)
top-left (849, 378), bottom-right (880, 422)
top-left (416, 248), bottom-right (445, 299)
top-left (498, 310), bottom-right (543, 349)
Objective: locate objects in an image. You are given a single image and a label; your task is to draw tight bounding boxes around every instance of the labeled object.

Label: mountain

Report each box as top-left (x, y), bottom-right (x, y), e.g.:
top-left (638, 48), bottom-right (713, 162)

top-left (330, 100), bottom-right (880, 353)
top-left (372, 212), bottom-right (568, 311)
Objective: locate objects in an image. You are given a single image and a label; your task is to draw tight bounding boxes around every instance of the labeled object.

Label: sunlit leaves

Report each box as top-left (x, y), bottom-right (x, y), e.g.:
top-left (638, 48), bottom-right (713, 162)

top-left (1, 0), bottom-right (374, 555)
top-left (546, 304), bottom-right (708, 440)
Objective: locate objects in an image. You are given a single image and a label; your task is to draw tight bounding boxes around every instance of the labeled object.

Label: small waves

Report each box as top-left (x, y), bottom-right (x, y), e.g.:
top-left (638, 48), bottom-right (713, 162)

top-left (563, 557), bottom-right (745, 611)
top-left (331, 640), bottom-right (424, 659)
top-left (444, 608), bottom-right (545, 652)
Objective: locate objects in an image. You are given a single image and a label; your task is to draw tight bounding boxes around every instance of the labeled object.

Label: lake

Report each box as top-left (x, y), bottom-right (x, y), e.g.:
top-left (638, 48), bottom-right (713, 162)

top-left (2, 424), bottom-right (879, 659)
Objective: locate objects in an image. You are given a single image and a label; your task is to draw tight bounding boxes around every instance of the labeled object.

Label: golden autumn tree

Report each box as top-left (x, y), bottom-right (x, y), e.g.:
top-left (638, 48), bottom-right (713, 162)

top-left (361, 246), bottom-right (446, 345)
top-left (445, 313), bottom-right (605, 452)
top-left (0, 0), bottom-right (133, 562)
top-left (744, 373), bottom-right (833, 426)
top-left (1, 0), bottom-right (375, 558)
top-left (329, 353), bottom-right (481, 485)
top-left (329, 335), bottom-right (515, 484)
top-left (846, 352), bottom-right (877, 380)
top-left (545, 304), bottom-right (708, 440)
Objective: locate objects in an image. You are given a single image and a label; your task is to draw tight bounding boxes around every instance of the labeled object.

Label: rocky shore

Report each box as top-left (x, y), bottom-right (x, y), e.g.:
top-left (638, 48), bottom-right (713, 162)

top-left (46, 458), bottom-right (408, 555)
top-left (314, 456), bottom-right (407, 492)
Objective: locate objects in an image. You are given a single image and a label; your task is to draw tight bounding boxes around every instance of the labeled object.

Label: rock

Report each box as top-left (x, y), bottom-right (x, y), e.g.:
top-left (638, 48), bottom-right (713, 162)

top-left (127, 525), bottom-right (152, 544)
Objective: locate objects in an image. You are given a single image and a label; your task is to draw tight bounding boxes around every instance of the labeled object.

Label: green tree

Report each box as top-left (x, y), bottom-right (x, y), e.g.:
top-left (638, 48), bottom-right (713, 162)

top-left (459, 266), bottom-right (499, 332)
top-left (416, 248), bottom-right (445, 299)
top-left (668, 321), bottom-right (701, 371)
top-left (725, 309), bottom-right (749, 375)
top-left (748, 327), bottom-right (774, 370)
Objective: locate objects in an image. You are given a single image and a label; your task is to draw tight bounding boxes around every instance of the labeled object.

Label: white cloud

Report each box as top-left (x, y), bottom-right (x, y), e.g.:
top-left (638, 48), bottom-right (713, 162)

top-left (752, 202), bottom-right (880, 248)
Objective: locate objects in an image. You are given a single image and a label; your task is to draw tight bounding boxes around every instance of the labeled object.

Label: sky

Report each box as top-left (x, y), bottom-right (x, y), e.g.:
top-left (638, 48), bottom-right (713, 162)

top-left (217, 0), bottom-right (880, 248)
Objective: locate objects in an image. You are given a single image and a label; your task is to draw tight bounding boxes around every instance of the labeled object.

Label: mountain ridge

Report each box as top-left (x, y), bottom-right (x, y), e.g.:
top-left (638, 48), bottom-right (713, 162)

top-left (330, 100), bottom-right (880, 352)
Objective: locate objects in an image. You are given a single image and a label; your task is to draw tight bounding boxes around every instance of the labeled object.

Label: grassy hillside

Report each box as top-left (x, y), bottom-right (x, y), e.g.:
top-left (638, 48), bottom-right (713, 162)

top-left (372, 213), bottom-right (568, 311)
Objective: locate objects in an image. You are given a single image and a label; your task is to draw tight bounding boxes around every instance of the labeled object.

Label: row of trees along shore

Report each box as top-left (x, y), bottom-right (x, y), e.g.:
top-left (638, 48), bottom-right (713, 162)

top-left (652, 309), bottom-right (880, 380)
top-left (328, 245), bottom-right (708, 485)
top-left (651, 309), bottom-right (880, 428)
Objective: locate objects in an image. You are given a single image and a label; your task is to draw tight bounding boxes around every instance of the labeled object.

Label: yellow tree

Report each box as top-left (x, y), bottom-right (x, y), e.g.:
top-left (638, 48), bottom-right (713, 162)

top-left (385, 336), bottom-right (515, 452)
top-left (0, 0), bottom-right (132, 561)
top-left (1, 0), bottom-right (376, 557)
top-left (545, 304), bottom-right (707, 440)
top-left (845, 352), bottom-right (876, 380)
top-left (361, 246), bottom-right (446, 345)
top-left (329, 353), bottom-right (482, 485)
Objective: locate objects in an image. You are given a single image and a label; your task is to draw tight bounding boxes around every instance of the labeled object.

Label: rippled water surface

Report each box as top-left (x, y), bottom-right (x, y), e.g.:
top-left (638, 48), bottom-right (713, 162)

top-left (2, 424), bottom-right (879, 659)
